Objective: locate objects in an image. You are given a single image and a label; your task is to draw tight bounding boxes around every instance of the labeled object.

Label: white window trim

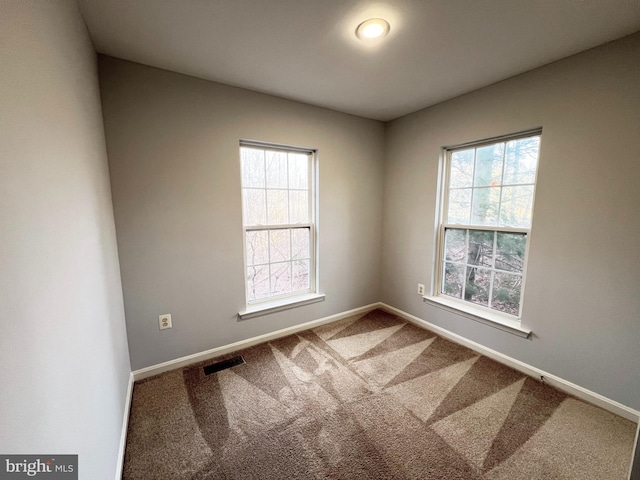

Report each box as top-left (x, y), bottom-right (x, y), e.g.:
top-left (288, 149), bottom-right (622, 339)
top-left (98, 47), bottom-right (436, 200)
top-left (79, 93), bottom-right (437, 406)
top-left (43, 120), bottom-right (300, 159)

top-left (422, 295), bottom-right (531, 337)
top-left (239, 293), bottom-right (326, 320)
top-left (429, 128), bottom-right (541, 335)
top-left (239, 140), bottom-right (320, 315)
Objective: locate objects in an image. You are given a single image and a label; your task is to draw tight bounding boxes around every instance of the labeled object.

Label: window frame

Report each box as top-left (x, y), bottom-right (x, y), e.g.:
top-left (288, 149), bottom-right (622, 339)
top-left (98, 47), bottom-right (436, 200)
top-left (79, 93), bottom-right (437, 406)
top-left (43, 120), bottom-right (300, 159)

top-left (239, 140), bottom-right (320, 315)
top-left (430, 129), bottom-right (542, 331)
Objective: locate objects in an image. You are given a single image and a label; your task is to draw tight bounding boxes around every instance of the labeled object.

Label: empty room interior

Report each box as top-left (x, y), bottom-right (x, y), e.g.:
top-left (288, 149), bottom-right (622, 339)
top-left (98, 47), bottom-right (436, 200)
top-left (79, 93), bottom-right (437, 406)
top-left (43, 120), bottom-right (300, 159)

top-left (2, 1), bottom-right (640, 479)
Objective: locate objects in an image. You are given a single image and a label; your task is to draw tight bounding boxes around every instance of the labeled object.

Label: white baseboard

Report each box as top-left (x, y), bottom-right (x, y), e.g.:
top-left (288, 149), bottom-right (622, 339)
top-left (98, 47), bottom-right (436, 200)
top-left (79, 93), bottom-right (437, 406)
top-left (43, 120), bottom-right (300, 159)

top-left (378, 302), bottom-right (640, 423)
top-left (132, 303), bottom-right (380, 382)
top-left (115, 372), bottom-right (134, 480)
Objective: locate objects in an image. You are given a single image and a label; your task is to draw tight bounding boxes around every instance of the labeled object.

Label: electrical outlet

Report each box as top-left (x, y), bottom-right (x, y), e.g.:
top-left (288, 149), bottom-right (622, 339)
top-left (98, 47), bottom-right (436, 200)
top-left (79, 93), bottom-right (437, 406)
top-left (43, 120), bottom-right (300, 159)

top-left (417, 283), bottom-right (425, 295)
top-left (159, 314), bottom-right (172, 330)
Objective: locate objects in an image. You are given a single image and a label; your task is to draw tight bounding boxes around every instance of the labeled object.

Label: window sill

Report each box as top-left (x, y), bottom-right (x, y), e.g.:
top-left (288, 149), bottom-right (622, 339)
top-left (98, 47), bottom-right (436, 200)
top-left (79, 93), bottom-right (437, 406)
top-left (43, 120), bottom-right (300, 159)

top-left (239, 293), bottom-right (326, 320)
top-left (422, 295), bottom-right (531, 338)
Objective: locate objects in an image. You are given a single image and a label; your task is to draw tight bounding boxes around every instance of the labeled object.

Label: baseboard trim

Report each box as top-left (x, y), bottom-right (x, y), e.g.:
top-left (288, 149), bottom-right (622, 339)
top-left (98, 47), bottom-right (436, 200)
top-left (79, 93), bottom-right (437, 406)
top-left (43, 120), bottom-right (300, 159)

top-left (132, 303), bottom-right (380, 382)
top-left (378, 302), bottom-right (640, 423)
top-left (115, 372), bottom-right (134, 480)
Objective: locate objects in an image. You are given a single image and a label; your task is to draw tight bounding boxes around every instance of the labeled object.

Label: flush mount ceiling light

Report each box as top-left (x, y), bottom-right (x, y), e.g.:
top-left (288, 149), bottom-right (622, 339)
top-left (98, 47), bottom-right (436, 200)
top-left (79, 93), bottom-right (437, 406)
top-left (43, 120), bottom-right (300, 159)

top-left (356, 18), bottom-right (390, 40)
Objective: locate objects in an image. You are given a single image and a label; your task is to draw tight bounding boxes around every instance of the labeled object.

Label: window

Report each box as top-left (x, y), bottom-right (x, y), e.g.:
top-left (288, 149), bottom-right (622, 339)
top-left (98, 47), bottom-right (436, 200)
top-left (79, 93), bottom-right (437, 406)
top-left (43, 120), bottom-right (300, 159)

top-left (240, 141), bottom-right (316, 307)
top-left (435, 130), bottom-right (541, 320)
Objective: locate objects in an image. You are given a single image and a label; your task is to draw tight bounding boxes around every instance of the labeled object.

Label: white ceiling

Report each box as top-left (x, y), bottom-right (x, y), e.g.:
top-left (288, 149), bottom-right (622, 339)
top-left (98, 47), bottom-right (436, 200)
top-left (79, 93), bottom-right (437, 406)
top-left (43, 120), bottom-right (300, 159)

top-left (79, 0), bottom-right (640, 121)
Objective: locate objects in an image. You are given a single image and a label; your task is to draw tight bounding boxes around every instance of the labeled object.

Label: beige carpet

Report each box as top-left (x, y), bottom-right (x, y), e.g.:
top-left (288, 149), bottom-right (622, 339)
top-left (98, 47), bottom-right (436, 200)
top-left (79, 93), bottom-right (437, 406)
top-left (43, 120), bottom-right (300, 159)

top-left (123, 309), bottom-right (636, 479)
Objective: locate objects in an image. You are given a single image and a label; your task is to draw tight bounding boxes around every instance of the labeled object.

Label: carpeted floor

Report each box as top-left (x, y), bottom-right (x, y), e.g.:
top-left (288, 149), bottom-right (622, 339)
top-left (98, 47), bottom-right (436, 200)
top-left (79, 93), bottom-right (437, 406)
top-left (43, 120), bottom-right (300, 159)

top-left (123, 309), bottom-right (636, 479)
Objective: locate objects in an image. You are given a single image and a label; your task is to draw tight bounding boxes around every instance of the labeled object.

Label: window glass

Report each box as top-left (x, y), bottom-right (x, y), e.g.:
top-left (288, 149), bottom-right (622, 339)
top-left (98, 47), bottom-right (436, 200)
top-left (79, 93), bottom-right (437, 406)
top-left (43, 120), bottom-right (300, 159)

top-left (241, 144), bottom-right (315, 304)
top-left (439, 132), bottom-right (540, 318)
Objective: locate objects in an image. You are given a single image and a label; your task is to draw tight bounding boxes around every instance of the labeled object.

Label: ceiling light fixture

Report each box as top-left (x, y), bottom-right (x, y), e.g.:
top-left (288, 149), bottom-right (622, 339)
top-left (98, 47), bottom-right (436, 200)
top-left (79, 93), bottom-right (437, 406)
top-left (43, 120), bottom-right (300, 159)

top-left (356, 18), bottom-right (390, 40)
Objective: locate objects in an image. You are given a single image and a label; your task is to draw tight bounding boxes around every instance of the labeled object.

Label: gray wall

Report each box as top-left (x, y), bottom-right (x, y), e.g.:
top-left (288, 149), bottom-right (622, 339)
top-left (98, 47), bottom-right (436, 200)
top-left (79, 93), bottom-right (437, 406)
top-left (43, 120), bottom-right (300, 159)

top-left (0, 1), bottom-right (131, 478)
top-left (382, 33), bottom-right (640, 410)
top-left (99, 57), bottom-right (385, 371)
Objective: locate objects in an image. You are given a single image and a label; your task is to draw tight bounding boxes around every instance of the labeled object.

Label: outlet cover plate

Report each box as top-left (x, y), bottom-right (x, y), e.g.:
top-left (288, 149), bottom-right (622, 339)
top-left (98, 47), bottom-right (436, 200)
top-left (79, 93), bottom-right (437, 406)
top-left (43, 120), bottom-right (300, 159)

top-left (159, 314), bottom-right (172, 330)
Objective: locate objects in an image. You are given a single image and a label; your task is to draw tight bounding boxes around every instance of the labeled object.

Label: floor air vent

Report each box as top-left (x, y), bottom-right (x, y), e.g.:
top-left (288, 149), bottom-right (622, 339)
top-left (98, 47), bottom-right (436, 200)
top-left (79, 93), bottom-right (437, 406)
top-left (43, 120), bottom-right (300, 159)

top-left (203, 356), bottom-right (246, 375)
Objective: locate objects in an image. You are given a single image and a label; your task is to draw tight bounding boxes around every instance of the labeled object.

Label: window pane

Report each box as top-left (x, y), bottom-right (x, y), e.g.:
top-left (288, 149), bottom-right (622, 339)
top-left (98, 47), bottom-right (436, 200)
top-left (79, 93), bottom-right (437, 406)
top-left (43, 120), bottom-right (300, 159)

top-left (492, 272), bottom-right (522, 315)
top-left (246, 230), bottom-right (268, 266)
top-left (504, 137), bottom-right (539, 185)
top-left (467, 230), bottom-right (494, 268)
top-left (291, 228), bottom-right (310, 260)
top-left (450, 149), bottom-right (474, 188)
top-left (269, 229), bottom-right (291, 263)
top-left (464, 267), bottom-right (490, 306)
top-left (243, 189), bottom-right (266, 226)
top-left (292, 259), bottom-right (310, 292)
top-left (266, 150), bottom-right (288, 188)
top-left (440, 134), bottom-right (538, 317)
top-left (443, 262), bottom-right (464, 298)
top-left (241, 148), bottom-right (265, 188)
top-left (247, 265), bottom-right (269, 301)
top-left (288, 153), bottom-right (308, 190)
top-left (471, 187), bottom-right (500, 226)
top-left (266, 189), bottom-right (288, 224)
top-left (496, 232), bottom-right (526, 273)
top-left (241, 143), bottom-right (314, 305)
top-left (271, 262), bottom-right (291, 296)
top-left (444, 228), bottom-right (466, 262)
top-left (499, 185), bottom-right (534, 228)
top-left (473, 143), bottom-right (504, 187)
top-left (289, 190), bottom-right (309, 224)
top-left (448, 188), bottom-right (471, 224)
